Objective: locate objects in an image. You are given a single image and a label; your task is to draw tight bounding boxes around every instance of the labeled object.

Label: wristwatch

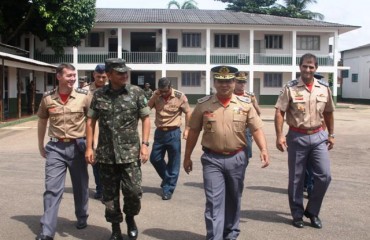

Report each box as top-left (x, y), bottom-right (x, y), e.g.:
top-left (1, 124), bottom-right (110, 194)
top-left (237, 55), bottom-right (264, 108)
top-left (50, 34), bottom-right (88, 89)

top-left (329, 133), bottom-right (335, 138)
top-left (142, 141), bottom-right (150, 146)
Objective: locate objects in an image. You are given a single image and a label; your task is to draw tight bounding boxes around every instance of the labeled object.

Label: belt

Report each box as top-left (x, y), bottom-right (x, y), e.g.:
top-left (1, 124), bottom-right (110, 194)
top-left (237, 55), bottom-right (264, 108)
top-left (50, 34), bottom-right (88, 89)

top-left (157, 126), bottom-right (179, 131)
top-left (50, 137), bottom-right (76, 143)
top-left (202, 147), bottom-right (243, 156)
top-left (289, 126), bottom-right (323, 135)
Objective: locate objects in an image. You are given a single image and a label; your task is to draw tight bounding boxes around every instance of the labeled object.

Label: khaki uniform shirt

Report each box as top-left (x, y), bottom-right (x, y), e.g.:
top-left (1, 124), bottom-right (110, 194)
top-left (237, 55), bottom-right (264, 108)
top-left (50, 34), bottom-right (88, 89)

top-left (88, 84), bottom-right (151, 164)
top-left (243, 91), bottom-right (260, 115)
top-left (152, 89), bottom-right (191, 128)
top-left (189, 94), bottom-right (263, 153)
top-left (37, 88), bottom-right (89, 139)
top-left (275, 78), bottom-right (335, 129)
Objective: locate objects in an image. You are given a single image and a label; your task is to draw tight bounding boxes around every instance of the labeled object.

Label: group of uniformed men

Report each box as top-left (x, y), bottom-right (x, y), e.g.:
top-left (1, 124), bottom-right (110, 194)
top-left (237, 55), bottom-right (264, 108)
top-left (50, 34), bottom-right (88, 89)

top-left (35, 53), bottom-right (335, 240)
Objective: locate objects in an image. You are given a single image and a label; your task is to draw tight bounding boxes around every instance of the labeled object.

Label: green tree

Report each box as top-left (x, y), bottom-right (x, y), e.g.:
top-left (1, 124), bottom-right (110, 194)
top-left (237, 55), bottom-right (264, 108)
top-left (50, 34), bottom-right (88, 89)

top-left (168, 0), bottom-right (199, 9)
top-left (215, 0), bottom-right (324, 20)
top-left (0, 0), bottom-right (96, 56)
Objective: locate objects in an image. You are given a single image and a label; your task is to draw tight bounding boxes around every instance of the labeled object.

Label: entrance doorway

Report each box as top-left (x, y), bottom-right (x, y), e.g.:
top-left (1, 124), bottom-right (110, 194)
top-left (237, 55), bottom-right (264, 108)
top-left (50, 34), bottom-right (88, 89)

top-left (131, 71), bottom-right (156, 90)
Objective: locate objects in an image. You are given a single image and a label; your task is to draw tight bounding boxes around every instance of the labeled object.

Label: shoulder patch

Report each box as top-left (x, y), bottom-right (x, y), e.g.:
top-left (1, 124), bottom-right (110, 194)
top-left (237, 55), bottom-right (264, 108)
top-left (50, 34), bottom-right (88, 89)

top-left (318, 79), bottom-right (329, 87)
top-left (245, 91), bottom-right (255, 96)
top-left (43, 89), bottom-right (56, 97)
top-left (75, 88), bottom-right (88, 95)
top-left (286, 79), bottom-right (298, 88)
top-left (197, 95), bottom-right (212, 104)
top-left (236, 95), bottom-right (251, 103)
top-left (174, 90), bottom-right (183, 99)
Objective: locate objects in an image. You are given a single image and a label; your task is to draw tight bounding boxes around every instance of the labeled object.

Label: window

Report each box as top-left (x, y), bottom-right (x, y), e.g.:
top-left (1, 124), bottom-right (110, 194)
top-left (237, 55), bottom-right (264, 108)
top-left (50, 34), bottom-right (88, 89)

top-left (182, 72), bottom-right (201, 86)
top-left (352, 73), bottom-right (358, 83)
top-left (214, 34), bottom-right (239, 48)
top-left (297, 36), bottom-right (320, 50)
top-left (264, 73), bottom-right (283, 87)
top-left (341, 70), bottom-right (349, 78)
top-left (85, 32), bottom-right (105, 47)
top-left (182, 33), bottom-right (201, 48)
top-left (265, 35), bottom-right (283, 49)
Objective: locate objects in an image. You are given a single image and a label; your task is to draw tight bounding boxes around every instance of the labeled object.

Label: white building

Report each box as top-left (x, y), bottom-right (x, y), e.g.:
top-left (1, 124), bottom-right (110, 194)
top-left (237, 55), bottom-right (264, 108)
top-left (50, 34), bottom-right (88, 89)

top-left (12, 9), bottom-right (360, 105)
top-left (341, 44), bottom-right (370, 103)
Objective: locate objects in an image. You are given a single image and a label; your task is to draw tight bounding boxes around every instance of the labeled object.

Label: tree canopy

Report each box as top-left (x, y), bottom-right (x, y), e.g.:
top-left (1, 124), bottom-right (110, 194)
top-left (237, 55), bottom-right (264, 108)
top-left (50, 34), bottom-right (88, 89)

top-left (0, 0), bottom-right (96, 56)
top-left (215, 0), bottom-right (324, 20)
top-left (168, 0), bottom-right (199, 9)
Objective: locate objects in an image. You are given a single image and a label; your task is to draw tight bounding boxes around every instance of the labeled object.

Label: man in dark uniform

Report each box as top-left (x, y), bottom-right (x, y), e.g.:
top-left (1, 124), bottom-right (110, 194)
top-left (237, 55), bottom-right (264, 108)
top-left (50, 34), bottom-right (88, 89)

top-left (274, 53), bottom-right (335, 229)
top-left (143, 82), bottom-right (153, 100)
top-left (85, 58), bottom-right (151, 240)
top-left (148, 77), bottom-right (191, 200)
top-left (184, 66), bottom-right (270, 240)
top-left (84, 64), bottom-right (108, 200)
top-left (36, 63), bottom-right (90, 240)
top-left (78, 76), bottom-right (88, 88)
top-left (234, 71), bottom-right (261, 159)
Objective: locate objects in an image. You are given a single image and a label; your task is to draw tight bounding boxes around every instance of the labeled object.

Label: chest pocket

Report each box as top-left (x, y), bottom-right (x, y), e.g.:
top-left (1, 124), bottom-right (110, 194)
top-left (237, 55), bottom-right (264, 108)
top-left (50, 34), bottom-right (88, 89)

top-left (316, 95), bottom-right (327, 112)
top-left (291, 97), bottom-right (306, 114)
top-left (233, 113), bottom-right (247, 132)
top-left (49, 106), bottom-right (64, 124)
top-left (203, 115), bottom-right (216, 133)
top-left (69, 107), bottom-right (85, 123)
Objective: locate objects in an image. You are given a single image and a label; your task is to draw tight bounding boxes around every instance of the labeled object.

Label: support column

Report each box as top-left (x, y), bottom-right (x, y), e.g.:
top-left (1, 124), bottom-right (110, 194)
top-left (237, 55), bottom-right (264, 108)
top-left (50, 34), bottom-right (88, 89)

top-left (292, 30), bottom-right (297, 80)
top-left (162, 27), bottom-right (167, 78)
top-left (206, 28), bottom-right (211, 95)
top-left (73, 46), bottom-right (78, 88)
top-left (332, 30), bottom-right (339, 104)
top-left (118, 27), bottom-right (122, 59)
top-left (249, 30), bottom-right (254, 92)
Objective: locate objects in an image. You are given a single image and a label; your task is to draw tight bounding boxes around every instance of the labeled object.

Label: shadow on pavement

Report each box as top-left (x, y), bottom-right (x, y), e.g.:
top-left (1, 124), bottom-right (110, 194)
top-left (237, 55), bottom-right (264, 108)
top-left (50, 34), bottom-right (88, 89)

top-left (11, 215), bottom-right (111, 239)
top-left (240, 210), bottom-right (291, 225)
top-left (143, 228), bottom-right (204, 240)
top-left (246, 186), bottom-right (287, 195)
top-left (183, 181), bottom-right (204, 189)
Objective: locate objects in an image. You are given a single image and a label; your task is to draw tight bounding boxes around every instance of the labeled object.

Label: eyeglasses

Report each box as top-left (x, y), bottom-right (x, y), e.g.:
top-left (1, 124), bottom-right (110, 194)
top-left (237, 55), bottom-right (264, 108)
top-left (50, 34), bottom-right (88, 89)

top-left (236, 80), bottom-right (246, 84)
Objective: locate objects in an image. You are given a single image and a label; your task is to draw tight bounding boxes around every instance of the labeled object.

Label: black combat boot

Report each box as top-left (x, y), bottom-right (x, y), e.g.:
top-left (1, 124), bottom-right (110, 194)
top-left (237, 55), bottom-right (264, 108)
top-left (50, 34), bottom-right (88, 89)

top-left (109, 223), bottom-right (123, 240)
top-left (125, 215), bottom-right (138, 240)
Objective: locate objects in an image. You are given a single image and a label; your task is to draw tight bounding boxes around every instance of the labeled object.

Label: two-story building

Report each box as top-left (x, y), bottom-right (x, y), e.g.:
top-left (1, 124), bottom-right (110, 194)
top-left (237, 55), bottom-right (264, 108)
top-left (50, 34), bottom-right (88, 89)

top-left (12, 9), bottom-right (361, 106)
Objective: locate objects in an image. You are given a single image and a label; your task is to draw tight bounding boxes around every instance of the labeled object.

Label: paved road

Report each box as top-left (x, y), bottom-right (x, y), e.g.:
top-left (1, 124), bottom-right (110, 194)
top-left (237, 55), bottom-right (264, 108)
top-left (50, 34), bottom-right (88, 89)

top-left (0, 106), bottom-right (369, 240)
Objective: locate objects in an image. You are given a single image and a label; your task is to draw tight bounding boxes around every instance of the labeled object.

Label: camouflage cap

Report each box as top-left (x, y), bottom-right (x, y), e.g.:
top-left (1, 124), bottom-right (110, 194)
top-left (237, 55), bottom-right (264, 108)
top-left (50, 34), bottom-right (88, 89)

top-left (105, 58), bottom-right (131, 73)
top-left (78, 76), bottom-right (88, 82)
top-left (211, 65), bottom-right (238, 80)
top-left (235, 71), bottom-right (248, 81)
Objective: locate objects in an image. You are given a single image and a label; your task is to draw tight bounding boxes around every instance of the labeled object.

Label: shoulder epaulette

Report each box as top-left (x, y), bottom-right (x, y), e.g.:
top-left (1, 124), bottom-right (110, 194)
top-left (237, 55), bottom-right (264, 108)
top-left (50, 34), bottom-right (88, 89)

top-left (174, 90), bottom-right (183, 99)
top-left (236, 95), bottom-right (251, 103)
top-left (197, 95), bottom-right (212, 104)
top-left (75, 88), bottom-right (88, 95)
top-left (43, 89), bottom-right (56, 97)
top-left (318, 79), bottom-right (329, 87)
top-left (286, 79), bottom-right (298, 88)
top-left (245, 91), bottom-right (255, 96)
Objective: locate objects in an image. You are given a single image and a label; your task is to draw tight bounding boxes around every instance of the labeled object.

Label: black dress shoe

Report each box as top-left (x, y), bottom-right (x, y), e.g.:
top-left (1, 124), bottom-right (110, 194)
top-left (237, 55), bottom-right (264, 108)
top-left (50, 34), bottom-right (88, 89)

top-left (304, 211), bottom-right (322, 229)
top-left (76, 219), bottom-right (87, 229)
top-left (109, 231), bottom-right (123, 240)
top-left (125, 215), bottom-right (138, 239)
top-left (292, 218), bottom-right (304, 228)
top-left (35, 234), bottom-right (53, 240)
top-left (162, 192), bottom-right (172, 200)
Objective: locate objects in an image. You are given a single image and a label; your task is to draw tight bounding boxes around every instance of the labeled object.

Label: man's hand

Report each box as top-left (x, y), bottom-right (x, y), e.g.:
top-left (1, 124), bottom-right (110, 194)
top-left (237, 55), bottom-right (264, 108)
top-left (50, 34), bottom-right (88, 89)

top-left (276, 136), bottom-right (287, 152)
top-left (183, 158), bottom-right (193, 174)
top-left (140, 145), bottom-right (149, 163)
top-left (260, 149), bottom-right (270, 168)
top-left (85, 148), bottom-right (95, 165)
top-left (327, 137), bottom-right (335, 150)
top-left (183, 128), bottom-right (189, 140)
top-left (39, 146), bottom-right (46, 158)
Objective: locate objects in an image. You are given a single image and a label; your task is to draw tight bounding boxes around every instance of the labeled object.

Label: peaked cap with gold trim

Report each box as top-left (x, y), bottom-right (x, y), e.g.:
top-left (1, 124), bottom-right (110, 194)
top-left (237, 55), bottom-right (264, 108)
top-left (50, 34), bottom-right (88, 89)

top-left (235, 71), bottom-right (248, 81)
top-left (211, 65), bottom-right (238, 80)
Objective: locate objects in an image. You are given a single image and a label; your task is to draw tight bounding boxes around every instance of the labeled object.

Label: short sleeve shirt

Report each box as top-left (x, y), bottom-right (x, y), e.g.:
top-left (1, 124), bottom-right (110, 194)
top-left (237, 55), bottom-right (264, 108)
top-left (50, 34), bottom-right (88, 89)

top-left (275, 78), bottom-right (335, 129)
top-left (37, 88), bottom-right (89, 139)
top-left (189, 94), bottom-right (263, 153)
top-left (152, 89), bottom-right (191, 128)
top-left (88, 84), bottom-right (151, 164)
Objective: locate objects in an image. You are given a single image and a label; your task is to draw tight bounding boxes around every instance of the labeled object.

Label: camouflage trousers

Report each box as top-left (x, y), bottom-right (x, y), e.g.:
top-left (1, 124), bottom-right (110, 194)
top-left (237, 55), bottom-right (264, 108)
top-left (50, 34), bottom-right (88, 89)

top-left (100, 161), bottom-right (142, 223)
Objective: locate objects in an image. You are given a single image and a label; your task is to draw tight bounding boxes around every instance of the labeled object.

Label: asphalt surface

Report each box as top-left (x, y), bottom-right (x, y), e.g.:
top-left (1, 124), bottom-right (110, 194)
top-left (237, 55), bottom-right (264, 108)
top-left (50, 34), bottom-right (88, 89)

top-left (0, 105), bottom-right (369, 240)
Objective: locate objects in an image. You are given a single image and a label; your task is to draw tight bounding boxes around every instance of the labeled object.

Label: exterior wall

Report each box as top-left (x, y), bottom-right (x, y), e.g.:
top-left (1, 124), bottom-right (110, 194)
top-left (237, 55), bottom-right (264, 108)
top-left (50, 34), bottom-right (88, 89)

top-left (342, 47), bottom-right (370, 100)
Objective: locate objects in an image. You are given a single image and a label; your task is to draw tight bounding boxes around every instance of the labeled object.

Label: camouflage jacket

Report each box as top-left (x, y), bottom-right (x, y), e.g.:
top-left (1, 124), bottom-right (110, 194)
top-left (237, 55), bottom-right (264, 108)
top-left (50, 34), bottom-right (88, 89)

top-left (88, 83), bottom-right (150, 164)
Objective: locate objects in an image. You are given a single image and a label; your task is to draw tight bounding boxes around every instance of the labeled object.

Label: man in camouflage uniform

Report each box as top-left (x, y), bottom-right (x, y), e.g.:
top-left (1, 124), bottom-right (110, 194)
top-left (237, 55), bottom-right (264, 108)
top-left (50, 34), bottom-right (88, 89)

top-left (85, 58), bottom-right (151, 240)
top-left (233, 71), bottom-right (261, 159)
top-left (143, 82), bottom-right (153, 100)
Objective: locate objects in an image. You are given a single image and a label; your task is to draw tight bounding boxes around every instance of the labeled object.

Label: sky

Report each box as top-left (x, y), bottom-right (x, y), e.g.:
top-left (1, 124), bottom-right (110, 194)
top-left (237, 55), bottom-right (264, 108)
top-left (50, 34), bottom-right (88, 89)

top-left (95, 0), bottom-right (367, 51)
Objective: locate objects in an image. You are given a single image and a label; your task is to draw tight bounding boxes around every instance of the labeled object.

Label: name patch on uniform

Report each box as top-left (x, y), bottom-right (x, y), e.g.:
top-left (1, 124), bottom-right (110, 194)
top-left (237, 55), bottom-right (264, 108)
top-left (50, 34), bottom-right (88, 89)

top-left (197, 95), bottom-right (211, 104)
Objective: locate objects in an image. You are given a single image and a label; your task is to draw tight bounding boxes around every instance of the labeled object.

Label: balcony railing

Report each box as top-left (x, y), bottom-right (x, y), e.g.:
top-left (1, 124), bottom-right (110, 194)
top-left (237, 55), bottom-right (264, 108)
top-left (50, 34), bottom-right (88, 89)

top-left (254, 53), bottom-right (293, 65)
top-left (34, 51), bottom-right (334, 66)
top-left (166, 52), bottom-right (206, 64)
top-left (211, 53), bottom-right (249, 65)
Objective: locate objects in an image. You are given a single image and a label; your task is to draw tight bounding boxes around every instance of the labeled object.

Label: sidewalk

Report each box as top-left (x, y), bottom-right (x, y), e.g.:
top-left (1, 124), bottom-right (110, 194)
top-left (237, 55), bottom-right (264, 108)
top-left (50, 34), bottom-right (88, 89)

top-left (0, 107), bottom-right (369, 239)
